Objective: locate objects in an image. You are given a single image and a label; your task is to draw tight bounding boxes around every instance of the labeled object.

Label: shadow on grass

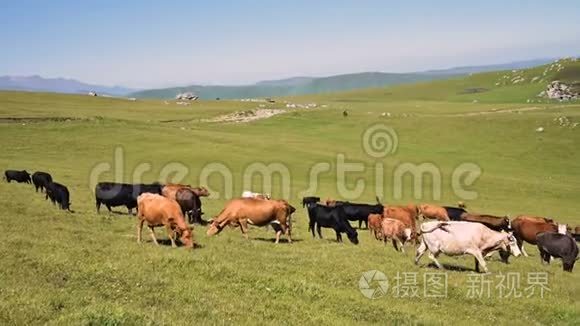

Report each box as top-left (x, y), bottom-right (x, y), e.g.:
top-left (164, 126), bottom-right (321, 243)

top-left (148, 239), bottom-right (204, 249)
top-left (425, 262), bottom-right (476, 272)
top-left (252, 237), bottom-right (303, 244)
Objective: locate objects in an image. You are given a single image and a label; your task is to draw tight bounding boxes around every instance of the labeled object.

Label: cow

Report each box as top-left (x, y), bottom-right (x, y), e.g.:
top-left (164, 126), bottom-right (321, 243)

top-left (368, 213), bottom-right (383, 240)
top-left (207, 198), bottom-right (295, 244)
top-left (31, 171), bottom-right (52, 192)
top-left (536, 232), bottom-right (579, 272)
top-left (175, 188), bottom-right (202, 224)
top-left (302, 203), bottom-right (359, 244)
top-left (418, 204), bottom-right (450, 221)
top-left (45, 182), bottom-right (71, 211)
top-left (460, 213), bottom-right (511, 232)
top-left (383, 204), bottom-right (419, 242)
top-left (136, 193), bottom-right (194, 249)
top-left (415, 221), bottom-right (521, 273)
top-left (241, 190), bottom-right (271, 200)
top-left (303, 196), bottom-right (321, 235)
top-left (574, 226), bottom-right (580, 242)
top-left (4, 170), bottom-right (31, 183)
top-left (511, 215), bottom-right (564, 257)
top-left (326, 199), bottom-right (383, 229)
top-left (381, 218), bottom-right (412, 252)
top-left (443, 206), bottom-right (468, 221)
top-left (162, 184), bottom-right (209, 222)
top-left (95, 182), bottom-right (163, 214)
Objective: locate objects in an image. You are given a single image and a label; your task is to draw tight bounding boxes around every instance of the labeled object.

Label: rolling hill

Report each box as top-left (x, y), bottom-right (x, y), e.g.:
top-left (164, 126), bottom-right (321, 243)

top-left (130, 58), bottom-right (559, 100)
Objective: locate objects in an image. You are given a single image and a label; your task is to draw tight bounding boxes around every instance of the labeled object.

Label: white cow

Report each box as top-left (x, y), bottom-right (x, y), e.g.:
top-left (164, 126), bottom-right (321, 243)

top-left (241, 191), bottom-right (270, 200)
top-left (415, 221), bottom-right (521, 273)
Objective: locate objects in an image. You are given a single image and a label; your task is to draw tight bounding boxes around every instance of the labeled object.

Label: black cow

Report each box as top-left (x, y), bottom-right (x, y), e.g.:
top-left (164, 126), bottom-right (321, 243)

top-left (443, 206), bottom-right (468, 221)
top-left (95, 182), bottom-right (163, 214)
top-left (302, 196), bottom-right (321, 232)
top-left (45, 182), bottom-right (71, 211)
top-left (32, 171), bottom-right (53, 192)
top-left (176, 188), bottom-right (203, 224)
top-left (331, 201), bottom-right (383, 229)
top-left (537, 232), bottom-right (579, 272)
top-left (4, 170), bottom-right (31, 183)
top-left (304, 202), bottom-right (358, 244)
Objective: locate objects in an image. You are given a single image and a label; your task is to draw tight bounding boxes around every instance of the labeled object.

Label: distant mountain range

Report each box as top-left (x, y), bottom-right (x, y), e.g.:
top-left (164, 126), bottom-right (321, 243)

top-left (0, 75), bottom-right (137, 96)
top-left (0, 58), bottom-right (558, 98)
top-left (131, 58), bottom-right (557, 99)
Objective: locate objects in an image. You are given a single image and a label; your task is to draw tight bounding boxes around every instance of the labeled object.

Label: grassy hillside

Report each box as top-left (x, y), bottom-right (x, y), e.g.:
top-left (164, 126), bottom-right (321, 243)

top-left (304, 58), bottom-right (580, 104)
top-left (1, 67), bottom-right (579, 325)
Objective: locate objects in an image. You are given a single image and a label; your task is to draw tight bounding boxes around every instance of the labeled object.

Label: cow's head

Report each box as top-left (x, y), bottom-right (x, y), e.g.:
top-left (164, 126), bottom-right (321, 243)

top-left (347, 229), bottom-right (359, 245)
top-left (502, 232), bottom-right (521, 258)
top-left (206, 220), bottom-right (223, 236)
top-left (194, 186), bottom-right (210, 197)
top-left (180, 227), bottom-right (194, 248)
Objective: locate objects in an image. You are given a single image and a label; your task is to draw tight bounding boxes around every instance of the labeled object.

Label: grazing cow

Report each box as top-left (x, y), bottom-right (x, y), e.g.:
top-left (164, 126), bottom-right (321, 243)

top-left (95, 182), bottom-right (163, 214)
top-left (536, 232), bottom-right (578, 272)
top-left (207, 198), bottom-right (295, 243)
top-left (4, 170), bottom-right (31, 183)
top-left (31, 171), bottom-right (52, 192)
top-left (383, 204), bottom-right (419, 242)
top-left (45, 182), bottom-right (71, 211)
top-left (460, 213), bottom-right (511, 232)
top-left (381, 218), bottom-right (412, 252)
top-left (418, 204), bottom-right (450, 221)
top-left (443, 206), bottom-right (468, 221)
top-left (511, 215), bottom-right (562, 257)
top-left (241, 190), bottom-right (271, 200)
top-left (416, 221), bottom-right (521, 273)
top-left (574, 226), bottom-right (580, 242)
top-left (368, 213), bottom-right (383, 240)
top-left (175, 188), bottom-right (201, 224)
top-left (137, 193), bottom-right (193, 248)
top-left (325, 199), bottom-right (383, 229)
top-left (303, 203), bottom-right (359, 244)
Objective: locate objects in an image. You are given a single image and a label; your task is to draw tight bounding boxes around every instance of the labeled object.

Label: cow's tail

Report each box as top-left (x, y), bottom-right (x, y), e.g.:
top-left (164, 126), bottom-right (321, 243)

top-left (419, 222), bottom-right (449, 235)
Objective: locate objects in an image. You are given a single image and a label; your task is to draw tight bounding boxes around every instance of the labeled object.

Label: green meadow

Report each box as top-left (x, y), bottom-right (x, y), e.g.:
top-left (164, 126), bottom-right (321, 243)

top-left (0, 62), bottom-right (579, 325)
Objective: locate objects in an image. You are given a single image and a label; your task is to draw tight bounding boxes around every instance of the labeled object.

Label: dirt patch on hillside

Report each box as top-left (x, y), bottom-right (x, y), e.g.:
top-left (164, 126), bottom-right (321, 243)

top-left (201, 108), bottom-right (287, 123)
top-left (0, 117), bottom-right (83, 123)
top-left (445, 106), bottom-right (547, 117)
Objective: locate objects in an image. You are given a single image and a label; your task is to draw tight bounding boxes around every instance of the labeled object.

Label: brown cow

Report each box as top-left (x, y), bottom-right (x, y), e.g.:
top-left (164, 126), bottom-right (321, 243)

top-left (381, 218), bottom-right (412, 252)
top-left (368, 213), bottom-right (383, 240)
top-left (136, 193), bottom-right (194, 248)
top-left (207, 198), bottom-right (295, 243)
top-left (418, 204), bottom-right (450, 221)
top-left (383, 204), bottom-right (419, 242)
top-left (460, 213), bottom-right (511, 232)
top-left (511, 215), bottom-right (564, 257)
top-left (162, 183), bottom-right (210, 199)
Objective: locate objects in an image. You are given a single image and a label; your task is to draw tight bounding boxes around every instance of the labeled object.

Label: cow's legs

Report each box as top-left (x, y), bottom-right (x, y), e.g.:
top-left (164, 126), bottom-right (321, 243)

top-left (165, 225), bottom-right (177, 248)
top-left (137, 220), bottom-right (144, 243)
top-left (427, 252), bottom-right (444, 269)
top-left (335, 231), bottom-right (343, 243)
top-left (414, 240), bottom-right (427, 265)
top-left (469, 250), bottom-right (488, 273)
top-left (309, 221), bottom-right (316, 238)
top-left (392, 239), bottom-right (399, 252)
top-left (96, 200), bottom-right (101, 214)
top-left (239, 219), bottom-right (249, 240)
top-left (148, 226), bottom-right (159, 245)
top-left (317, 225), bottom-right (323, 239)
top-left (281, 223), bottom-right (292, 243)
top-left (517, 238), bottom-right (529, 257)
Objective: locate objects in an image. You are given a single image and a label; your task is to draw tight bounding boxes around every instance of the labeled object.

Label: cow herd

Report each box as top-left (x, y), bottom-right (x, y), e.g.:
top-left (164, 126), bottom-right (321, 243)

top-left (4, 168), bottom-right (580, 273)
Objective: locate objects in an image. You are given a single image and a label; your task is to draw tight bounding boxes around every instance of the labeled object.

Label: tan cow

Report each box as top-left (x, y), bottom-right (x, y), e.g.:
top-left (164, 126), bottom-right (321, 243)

top-left (207, 198), bottom-right (295, 243)
top-left (136, 193), bottom-right (194, 248)
top-left (368, 213), bottom-right (383, 240)
top-left (162, 183), bottom-right (210, 200)
top-left (381, 218), bottom-right (412, 252)
top-left (383, 204), bottom-right (419, 242)
top-left (418, 204), bottom-right (450, 221)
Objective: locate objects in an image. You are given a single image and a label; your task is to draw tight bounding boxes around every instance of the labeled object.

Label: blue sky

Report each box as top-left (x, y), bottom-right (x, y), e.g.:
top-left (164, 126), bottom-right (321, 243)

top-left (1, 0), bottom-right (579, 88)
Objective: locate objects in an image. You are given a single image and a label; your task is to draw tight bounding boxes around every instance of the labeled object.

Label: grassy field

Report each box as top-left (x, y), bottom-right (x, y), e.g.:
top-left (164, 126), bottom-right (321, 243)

top-left (1, 63), bottom-right (579, 325)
